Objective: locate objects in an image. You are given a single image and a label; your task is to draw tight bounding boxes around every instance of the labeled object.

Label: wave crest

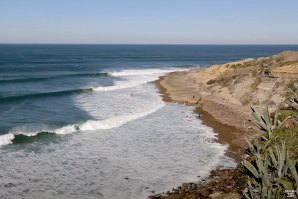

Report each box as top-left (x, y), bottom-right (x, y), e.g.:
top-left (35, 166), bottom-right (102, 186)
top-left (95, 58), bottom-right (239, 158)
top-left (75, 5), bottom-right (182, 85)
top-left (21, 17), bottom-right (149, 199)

top-left (95, 68), bottom-right (187, 91)
top-left (0, 88), bottom-right (93, 102)
top-left (0, 72), bottom-right (109, 84)
top-left (0, 103), bottom-right (164, 146)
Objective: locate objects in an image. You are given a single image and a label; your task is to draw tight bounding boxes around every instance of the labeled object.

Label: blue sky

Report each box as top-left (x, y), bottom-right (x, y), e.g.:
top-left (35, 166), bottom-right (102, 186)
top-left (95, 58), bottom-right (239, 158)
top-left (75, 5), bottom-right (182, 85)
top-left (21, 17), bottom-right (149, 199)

top-left (0, 0), bottom-right (297, 44)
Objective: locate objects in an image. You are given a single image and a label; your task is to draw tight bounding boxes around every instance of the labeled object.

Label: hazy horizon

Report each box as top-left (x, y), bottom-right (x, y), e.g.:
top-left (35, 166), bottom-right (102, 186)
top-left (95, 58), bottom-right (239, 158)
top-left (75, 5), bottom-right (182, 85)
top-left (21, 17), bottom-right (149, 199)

top-left (1, 43), bottom-right (298, 45)
top-left (0, 0), bottom-right (297, 44)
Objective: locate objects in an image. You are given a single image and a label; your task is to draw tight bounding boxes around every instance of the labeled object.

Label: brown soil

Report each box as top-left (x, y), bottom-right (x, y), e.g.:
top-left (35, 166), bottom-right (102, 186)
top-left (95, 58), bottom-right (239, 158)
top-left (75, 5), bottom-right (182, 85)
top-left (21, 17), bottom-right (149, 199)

top-left (149, 168), bottom-right (247, 199)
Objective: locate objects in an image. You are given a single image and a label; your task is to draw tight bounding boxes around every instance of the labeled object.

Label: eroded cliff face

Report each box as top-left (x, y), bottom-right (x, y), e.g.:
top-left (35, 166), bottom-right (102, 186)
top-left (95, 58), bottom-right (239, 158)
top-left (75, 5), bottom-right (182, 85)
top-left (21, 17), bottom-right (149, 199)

top-left (157, 51), bottom-right (298, 158)
top-left (188, 51), bottom-right (298, 110)
top-left (152, 51), bottom-right (298, 199)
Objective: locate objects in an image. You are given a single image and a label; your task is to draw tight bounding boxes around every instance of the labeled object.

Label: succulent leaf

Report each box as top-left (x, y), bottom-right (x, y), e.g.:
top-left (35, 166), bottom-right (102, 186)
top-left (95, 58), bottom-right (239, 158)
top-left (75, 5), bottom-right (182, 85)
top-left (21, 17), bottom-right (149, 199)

top-left (243, 160), bottom-right (261, 179)
top-left (276, 178), bottom-right (294, 190)
top-left (287, 156), bottom-right (298, 184)
top-left (245, 137), bottom-right (255, 153)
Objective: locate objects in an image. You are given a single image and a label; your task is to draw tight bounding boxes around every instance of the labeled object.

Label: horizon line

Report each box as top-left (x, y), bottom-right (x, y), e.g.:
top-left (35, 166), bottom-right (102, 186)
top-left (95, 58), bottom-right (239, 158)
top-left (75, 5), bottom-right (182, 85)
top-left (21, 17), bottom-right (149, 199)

top-left (1, 43), bottom-right (298, 46)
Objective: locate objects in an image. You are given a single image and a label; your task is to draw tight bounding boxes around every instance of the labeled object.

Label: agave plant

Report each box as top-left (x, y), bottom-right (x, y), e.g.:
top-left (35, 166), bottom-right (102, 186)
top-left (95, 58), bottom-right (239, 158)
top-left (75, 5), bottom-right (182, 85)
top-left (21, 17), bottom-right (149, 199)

top-left (250, 105), bottom-right (279, 139)
top-left (243, 100), bottom-right (298, 198)
top-left (242, 139), bottom-right (298, 199)
top-left (288, 81), bottom-right (298, 110)
top-left (250, 103), bottom-right (293, 139)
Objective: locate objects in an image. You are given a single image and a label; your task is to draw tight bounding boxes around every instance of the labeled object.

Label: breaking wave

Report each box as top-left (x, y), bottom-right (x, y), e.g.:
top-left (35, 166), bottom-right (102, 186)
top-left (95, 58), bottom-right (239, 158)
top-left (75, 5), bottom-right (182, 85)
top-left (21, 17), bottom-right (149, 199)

top-left (0, 72), bottom-right (109, 84)
top-left (0, 103), bottom-right (164, 146)
top-left (94, 68), bottom-right (186, 91)
top-left (0, 67), bottom-right (189, 147)
top-left (0, 88), bottom-right (93, 102)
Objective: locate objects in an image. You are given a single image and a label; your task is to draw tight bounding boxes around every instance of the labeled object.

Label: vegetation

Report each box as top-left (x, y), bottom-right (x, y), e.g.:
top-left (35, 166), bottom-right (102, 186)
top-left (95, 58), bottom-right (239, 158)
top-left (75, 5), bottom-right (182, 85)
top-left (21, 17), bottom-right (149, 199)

top-left (250, 105), bottom-right (280, 139)
top-left (242, 139), bottom-right (298, 198)
top-left (241, 82), bottom-right (298, 198)
top-left (288, 81), bottom-right (298, 110)
top-left (273, 126), bottom-right (298, 159)
top-left (278, 109), bottom-right (298, 122)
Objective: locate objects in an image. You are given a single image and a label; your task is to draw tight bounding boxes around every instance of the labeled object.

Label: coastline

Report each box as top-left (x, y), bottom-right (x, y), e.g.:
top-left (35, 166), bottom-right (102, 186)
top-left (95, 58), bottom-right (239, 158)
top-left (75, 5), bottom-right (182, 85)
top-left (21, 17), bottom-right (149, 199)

top-left (152, 51), bottom-right (298, 198)
top-left (151, 72), bottom-right (251, 199)
top-left (156, 72), bottom-right (255, 161)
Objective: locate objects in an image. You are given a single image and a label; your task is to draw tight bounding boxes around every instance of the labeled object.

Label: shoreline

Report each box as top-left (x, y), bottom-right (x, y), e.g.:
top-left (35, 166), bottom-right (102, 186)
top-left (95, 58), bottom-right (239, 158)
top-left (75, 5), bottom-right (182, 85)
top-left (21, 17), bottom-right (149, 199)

top-left (156, 72), bottom-right (254, 161)
top-left (151, 73), bottom-right (252, 199)
top-left (152, 51), bottom-right (298, 198)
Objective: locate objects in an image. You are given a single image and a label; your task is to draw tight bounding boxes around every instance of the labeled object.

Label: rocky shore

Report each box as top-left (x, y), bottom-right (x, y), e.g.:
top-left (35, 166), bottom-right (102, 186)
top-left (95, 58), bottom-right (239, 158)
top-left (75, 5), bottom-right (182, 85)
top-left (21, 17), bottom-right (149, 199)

top-left (150, 51), bottom-right (298, 198)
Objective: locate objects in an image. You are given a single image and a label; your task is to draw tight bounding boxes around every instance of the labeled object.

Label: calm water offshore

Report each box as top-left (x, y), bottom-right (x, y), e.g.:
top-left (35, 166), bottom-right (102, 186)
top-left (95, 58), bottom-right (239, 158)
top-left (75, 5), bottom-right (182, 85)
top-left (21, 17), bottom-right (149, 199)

top-left (0, 45), bottom-right (298, 199)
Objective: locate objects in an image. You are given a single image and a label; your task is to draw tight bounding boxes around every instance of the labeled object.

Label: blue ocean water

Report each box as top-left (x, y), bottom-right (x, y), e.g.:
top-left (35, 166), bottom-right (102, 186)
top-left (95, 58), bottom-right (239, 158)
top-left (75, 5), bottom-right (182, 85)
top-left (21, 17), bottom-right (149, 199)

top-left (1, 44), bottom-right (298, 137)
top-left (0, 45), bottom-right (298, 199)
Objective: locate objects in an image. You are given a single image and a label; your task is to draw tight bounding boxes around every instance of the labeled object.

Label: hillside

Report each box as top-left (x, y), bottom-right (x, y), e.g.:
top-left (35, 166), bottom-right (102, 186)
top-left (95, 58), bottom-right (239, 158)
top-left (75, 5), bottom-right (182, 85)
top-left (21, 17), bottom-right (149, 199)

top-left (152, 51), bottom-right (298, 199)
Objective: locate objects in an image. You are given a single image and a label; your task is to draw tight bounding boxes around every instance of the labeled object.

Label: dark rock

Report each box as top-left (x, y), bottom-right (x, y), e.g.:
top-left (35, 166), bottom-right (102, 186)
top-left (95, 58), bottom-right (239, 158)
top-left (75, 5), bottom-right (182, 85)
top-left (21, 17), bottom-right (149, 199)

top-left (4, 183), bottom-right (16, 188)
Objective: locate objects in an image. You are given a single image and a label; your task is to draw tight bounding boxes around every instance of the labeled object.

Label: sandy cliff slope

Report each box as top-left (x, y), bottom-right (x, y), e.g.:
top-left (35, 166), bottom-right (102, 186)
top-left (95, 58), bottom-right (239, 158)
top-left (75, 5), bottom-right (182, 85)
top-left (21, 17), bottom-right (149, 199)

top-left (152, 51), bottom-right (298, 199)
top-left (158, 51), bottom-right (298, 158)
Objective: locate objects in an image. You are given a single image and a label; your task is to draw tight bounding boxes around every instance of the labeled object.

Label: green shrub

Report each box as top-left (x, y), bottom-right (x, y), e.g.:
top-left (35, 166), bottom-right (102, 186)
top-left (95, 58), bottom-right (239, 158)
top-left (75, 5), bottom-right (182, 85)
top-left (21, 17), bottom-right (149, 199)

top-left (273, 126), bottom-right (298, 159)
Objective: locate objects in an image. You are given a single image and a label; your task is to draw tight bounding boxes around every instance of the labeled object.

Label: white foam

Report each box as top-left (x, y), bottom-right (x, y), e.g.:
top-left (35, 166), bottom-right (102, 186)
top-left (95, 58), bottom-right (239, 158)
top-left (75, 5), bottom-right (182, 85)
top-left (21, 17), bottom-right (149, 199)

top-left (8, 124), bottom-right (53, 137)
top-left (55, 102), bottom-right (164, 134)
top-left (0, 102), bottom-right (236, 199)
top-left (2, 67), bottom-right (187, 146)
top-left (0, 134), bottom-right (15, 146)
top-left (4, 102), bottom-right (165, 139)
top-left (94, 75), bottom-right (156, 91)
top-left (109, 68), bottom-right (185, 77)
top-left (94, 68), bottom-right (187, 91)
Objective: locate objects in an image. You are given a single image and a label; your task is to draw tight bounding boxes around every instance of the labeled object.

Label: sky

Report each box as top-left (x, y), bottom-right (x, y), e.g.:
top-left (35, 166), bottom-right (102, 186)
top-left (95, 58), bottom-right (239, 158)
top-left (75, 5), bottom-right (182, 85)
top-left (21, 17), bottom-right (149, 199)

top-left (0, 0), bottom-right (297, 44)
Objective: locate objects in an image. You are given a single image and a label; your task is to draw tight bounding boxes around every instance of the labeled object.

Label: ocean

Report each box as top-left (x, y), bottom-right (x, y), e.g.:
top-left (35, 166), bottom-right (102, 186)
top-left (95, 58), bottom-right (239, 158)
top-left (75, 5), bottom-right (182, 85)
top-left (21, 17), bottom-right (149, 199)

top-left (1, 44), bottom-right (298, 199)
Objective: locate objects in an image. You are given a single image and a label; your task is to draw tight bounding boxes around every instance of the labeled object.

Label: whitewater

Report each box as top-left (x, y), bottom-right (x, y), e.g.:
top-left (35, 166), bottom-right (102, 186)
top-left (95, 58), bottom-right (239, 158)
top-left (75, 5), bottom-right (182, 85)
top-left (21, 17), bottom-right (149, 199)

top-left (0, 68), bottom-right (184, 145)
top-left (2, 44), bottom-right (292, 199)
top-left (0, 67), bottom-right (236, 199)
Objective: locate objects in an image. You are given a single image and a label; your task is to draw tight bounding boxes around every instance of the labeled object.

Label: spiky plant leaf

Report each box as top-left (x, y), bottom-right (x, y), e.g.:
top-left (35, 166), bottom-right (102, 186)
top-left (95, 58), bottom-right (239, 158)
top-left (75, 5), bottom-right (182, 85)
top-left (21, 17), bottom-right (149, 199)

top-left (267, 187), bottom-right (272, 199)
top-left (277, 141), bottom-right (287, 178)
top-left (262, 106), bottom-right (272, 133)
top-left (243, 160), bottom-right (261, 179)
top-left (261, 181), bottom-right (268, 199)
top-left (245, 137), bottom-right (255, 153)
top-left (267, 147), bottom-right (277, 166)
top-left (264, 139), bottom-right (272, 149)
top-left (244, 193), bottom-right (251, 199)
top-left (276, 178), bottom-right (294, 190)
top-left (251, 177), bottom-right (260, 188)
top-left (287, 156), bottom-right (298, 184)
top-left (261, 135), bottom-right (269, 141)
top-left (247, 180), bottom-right (258, 199)
top-left (289, 88), bottom-right (298, 99)
top-left (282, 163), bottom-right (288, 177)
top-left (251, 105), bottom-right (269, 133)
top-left (293, 81), bottom-right (298, 89)
top-left (273, 110), bottom-right (279, 129)
top-left (288, 82), bottom-right (298, 110)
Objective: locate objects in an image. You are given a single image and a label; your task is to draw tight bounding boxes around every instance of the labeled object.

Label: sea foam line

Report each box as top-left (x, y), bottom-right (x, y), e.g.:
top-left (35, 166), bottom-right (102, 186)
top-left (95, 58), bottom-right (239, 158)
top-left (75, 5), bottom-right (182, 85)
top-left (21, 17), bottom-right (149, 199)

top-left (55, 102), bottom-right (164, 134)
top-left (0, 103), bottom-right (165, 146)
top-left (94, 68), bottom-right (187, 91)
top-left (0, 68), bottom-right (189, 146)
